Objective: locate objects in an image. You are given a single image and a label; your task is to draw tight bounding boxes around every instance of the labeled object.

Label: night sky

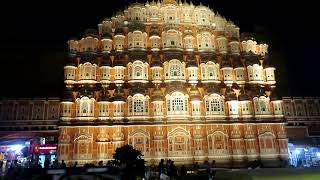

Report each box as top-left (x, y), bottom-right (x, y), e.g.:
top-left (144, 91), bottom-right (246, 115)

top-left (0, 0), bottom-right (318, 98)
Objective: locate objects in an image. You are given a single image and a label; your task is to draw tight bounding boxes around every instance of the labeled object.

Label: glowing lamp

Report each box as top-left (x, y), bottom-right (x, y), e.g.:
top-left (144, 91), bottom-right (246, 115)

top-left (11, 145), bottom-right (24, 152)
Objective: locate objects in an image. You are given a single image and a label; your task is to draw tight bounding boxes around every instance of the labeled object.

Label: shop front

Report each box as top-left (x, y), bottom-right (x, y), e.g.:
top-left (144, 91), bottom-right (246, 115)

top-left (288, 138), bottom-right (320, 167)
top-left (32, 144), bottom-right (57, 167)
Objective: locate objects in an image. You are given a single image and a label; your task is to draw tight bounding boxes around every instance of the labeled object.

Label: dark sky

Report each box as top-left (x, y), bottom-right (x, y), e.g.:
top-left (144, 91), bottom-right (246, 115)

top-left (0, 0), bottom-right (319, 98)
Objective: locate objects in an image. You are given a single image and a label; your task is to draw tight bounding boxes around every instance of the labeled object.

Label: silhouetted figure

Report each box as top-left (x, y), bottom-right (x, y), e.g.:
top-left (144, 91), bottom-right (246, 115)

top-left (158, 159), bottom-right (165, 176)
top-left (179, 165), bottom-right (187, 176)
top-left (98, 161), bottom-right (103, 167)
top-left (168, 161), bottom-right (177, 178)
top-left (73, 161), bottom-right (78, 167)
top-left (60, 160), bottom-right (66, 168)
top-left (193, 162), bottom-right (200, 174)
top-left (44, 158), bottom-right (50, 169)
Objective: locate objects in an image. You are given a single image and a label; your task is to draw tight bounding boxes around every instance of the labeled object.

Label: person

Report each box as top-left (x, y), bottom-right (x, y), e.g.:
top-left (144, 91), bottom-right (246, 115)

top-left (60, 160), bottom-right (66, 168)
top-left (179, 165), bottom-right (187, 176)
top-left (193, 162), bottom-right (199, 174)
top-left (158, 159), bottom-right (165, 176)
top-left (44, 158), bottom-right (50, 169)
top-left (73, 161), bottom-right (78, 167)
top-left (98, 160), bottom-right (103, 167)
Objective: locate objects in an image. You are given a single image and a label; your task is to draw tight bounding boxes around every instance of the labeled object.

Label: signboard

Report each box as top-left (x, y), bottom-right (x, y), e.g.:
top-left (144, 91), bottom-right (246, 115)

top-left (33, 144), bottom-right (57, 153)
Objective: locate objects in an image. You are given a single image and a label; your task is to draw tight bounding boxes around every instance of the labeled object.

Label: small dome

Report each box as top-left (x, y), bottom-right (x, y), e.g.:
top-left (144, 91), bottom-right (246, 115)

top-left (128, 21), bottom-right (145, 32)
top-left (62, 90), bottom-right (73, 102)
top-left (99, 91), bottom-right (110, 102)
top-left (150, 26), bottom-right (160, 37)
top-left (65, 57), bottom-right (77, 66)
top-left (115, 26), bottom-right (124, 35)
top-left (83, 29), bottom-right (98, 38)
top-left (80, 54), bottom-right (97, 64)
top-left (130, 85), bottom-right (146, 96)
top-left (102, 32), bottom-right (112, 39)
top-left (151, 53), bottom-right (162, 67)
top-left (226, 93), bottom-right (237, 101)
top-left (78, 88), bottom-right (95, 98)
top-left (186, 55), bottom-right (198, 68)
top-left (101, 55), bottom-right (112, 66)
top-left (238, 93), bottom-right (251, 101)
top-left (113, 54), bottom-right (126, 67)
top-left (113, 87), bottom-right (126, 102)
top-left (270, 92), bottom-right (281, 101)
top-left (152, 87), bottom-right (163, 101)
top-left (221, 60), bottom-right (232, 68)
top-left (189, 86), bottom-right (202, 101)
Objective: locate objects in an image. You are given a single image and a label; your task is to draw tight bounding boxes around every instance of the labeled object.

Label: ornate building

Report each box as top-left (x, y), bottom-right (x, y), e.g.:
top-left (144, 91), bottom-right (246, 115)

top-left (58, 0), bottom-right (288, 167)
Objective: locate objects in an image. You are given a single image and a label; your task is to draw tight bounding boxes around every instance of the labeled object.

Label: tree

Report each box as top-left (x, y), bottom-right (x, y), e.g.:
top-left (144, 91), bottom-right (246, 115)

top-left (112, 144), bottom-right (146, 180)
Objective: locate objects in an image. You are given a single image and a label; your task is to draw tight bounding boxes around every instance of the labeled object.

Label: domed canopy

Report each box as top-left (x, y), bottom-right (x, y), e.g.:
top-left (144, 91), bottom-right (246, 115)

top-left (99, 90), bottom-right (110, 102)
top-left (83, 29), bottom-right (98, 38)
top-left (62, 89), bottom-right (73, 102)
top-left (128, 21), bottom-right (145, 32)
top-left (101, 55), bottom-right (112, 66)
top-left (65, 57), bottom-right (77, 67)
top-left (150, 26), bottom-right (160, 37)
top-left (152, 85), bottom-right (163, 101)
top-left (221, 59), bottom-right (232, 68)
top-left (102, 32), bottom-right (112, 39)
top-left (80, 54), bottom-right (98, 64)
top-left (151, 53), bottom-right (162, 67)
top-left (78, 88), bottom-right (95, 98)
top-left (270, 92), bottom-right (282, 101)
top-left (186, 55), bottom-right (198, 68)
top-left (113, 87), bottom-right (126, 102)
top-left (226, 93), bottom-right (237, 101)
top-left (113, 53), bottom-right (126, 67)
top-left (128, 51), bottom-right (147, 62)
top-left (189, 85), bottom-right (202, 101)
top-left (130, 84), bottom-right (146, 96)
top-left (115, 26), bottom-right (124, 35)
top-left (238, 93), bottom-right (251, 101)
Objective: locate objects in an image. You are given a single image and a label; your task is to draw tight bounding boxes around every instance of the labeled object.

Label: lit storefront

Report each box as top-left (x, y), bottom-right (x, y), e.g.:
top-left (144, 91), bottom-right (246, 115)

top-left (288, 138), bottom-right (320, 167)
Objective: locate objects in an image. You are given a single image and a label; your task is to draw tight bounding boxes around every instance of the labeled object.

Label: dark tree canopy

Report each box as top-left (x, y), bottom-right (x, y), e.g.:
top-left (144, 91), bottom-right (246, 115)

top-left (113, 144), bottom-right (146, 180)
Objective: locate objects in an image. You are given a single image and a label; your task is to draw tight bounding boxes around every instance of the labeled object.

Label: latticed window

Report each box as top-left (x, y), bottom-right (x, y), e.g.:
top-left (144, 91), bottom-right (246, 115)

top-left (208, 66), bottom-right (214, 77)
top-left (170, 64), bottom-right (181, 76)
top-left (134, 99), bottom-right (144, 113)
top-left (211, 98), bottom-right (221, 112)
top-left (172, 97), bottom-right (183, 111)
top-left (134, 66), bottom-right (142, 77)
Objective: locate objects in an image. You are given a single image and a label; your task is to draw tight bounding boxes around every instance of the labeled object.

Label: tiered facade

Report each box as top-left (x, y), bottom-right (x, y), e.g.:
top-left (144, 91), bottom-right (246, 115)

top-left (58, 0), bottom-right (288, 166)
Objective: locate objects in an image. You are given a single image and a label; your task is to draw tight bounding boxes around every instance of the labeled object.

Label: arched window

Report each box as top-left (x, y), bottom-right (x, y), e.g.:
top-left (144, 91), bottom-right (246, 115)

top-left (114, 35), bottom-right (125, 51)
top-left (79, 63), bottom-right (97, 81)
top-left (128, 61), bottom-right (148, 82)
top-left (76, 96), bottom-right (95, 117)
top-left (128, 31), bottom-right (147, 49)
top-left (167, 128), bottom-right (191, 157)
top-left (162, 29), bottom-right (182, 48)
top-left (200, 61), bottom-right (220, 82)
top-left (82, 102), bottom-right (88, 114)
top-left (254, 96), bottom-right (270, 115)
top-left (79, 37), bottom-right (98, 53)
top-left (259, 132), bottom-right (276, 154)
top-left (197, 32), bottom-right (214, 51)
top-left (204, 94), bottom-right (225, 115)
top-left (166, 92), bottom-right (188, 116)
top-left (128, 94), bottom-right (149, 116)
top-left (164, 60), bottom-right (186, 81)
top-left (73, 133), bottom-right (93, 160)
top-left (128, 130), bottom-right (150, 156)
top-left (101, 39), bottom-right (113, 52)
top-left (207, 131), bottom-right (229, 156)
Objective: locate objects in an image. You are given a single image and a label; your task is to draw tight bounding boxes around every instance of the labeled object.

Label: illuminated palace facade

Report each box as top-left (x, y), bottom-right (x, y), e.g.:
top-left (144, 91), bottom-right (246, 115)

top-left (58, 0), bottom-right (288, 166)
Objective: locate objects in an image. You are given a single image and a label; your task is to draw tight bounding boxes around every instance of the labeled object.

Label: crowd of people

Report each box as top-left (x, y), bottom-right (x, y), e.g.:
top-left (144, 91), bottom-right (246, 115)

top-left (155, 159), bottom-right (217, 180)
